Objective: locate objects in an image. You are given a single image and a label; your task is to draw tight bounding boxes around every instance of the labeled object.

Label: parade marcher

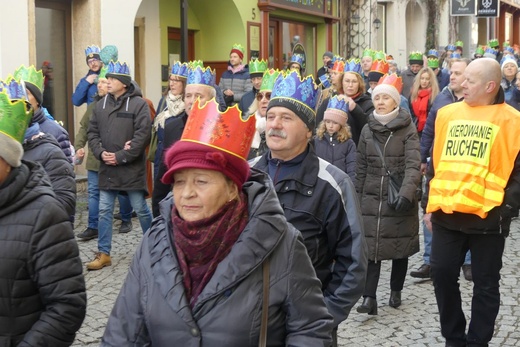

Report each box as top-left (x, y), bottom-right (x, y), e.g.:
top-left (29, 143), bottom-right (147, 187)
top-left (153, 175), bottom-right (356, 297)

top-left (424, 57), bottom-right (520, 347)
top-left (0, 84), bottom-right (86, 346)
top-left (102, 97), bottom-right (334, 347)
top-left (440, 44), bottom-right (456, 69)
top-left (73, 45), bottom-right (103, 106)
top-left (488, 38), bottom-right (502, 62)
top-left (251, 71), bottom-right (367, 346)
top-left (427, 50), bottom-right (450, 90)
top-left (412, 57), bottom-right (472, 280)
top-left (75, 66), bottom-right (135, 240)
top-left (473, 46), bottom-right (485, 59)
top-left (87, 60), bottom-right (152, 270)
top-left (355, 74), bottom-right (421, 315)
top-left (151, 64), bottom-right (217, 217)
top-left (149, 62), bottom-right (188, 179)
top-left (500, 56), bottom-right (518, 102)
top-left (13, 64), bottom-right (73, 163)
top-left (246, 68), bottom-right (279, 159)
top-left (314, 95), bottom-right (357, 181)
top-left (219, 43), bottom-right (252, 106)
top-left (401, 51), bottom-right (424, 99)
top-left (315, 56), bottom-right (345, 119)
top-left (317, 51), bottom-right (334, 83)
top-left (409, 66), bottom-right (439, 137)
top-left (238, 58), bottom-right (267, 114)
top-left (361, 48), bottom-right (374, 90)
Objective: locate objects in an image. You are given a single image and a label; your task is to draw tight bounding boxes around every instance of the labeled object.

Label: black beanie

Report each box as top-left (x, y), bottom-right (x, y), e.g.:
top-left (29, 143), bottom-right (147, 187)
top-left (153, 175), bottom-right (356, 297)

top-left (25, 82), bottom-right (42, 105)
top-left (368, 71), bottom-right (384, 83)
top-left (267, 97), bottom-right (316, 131)
top-left (106, 73), bottom-right (131, 87)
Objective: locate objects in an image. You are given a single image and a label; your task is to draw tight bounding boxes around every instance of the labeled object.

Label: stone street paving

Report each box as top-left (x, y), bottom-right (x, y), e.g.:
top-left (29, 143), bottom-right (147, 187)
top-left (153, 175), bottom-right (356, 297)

top-left (71, 190), bottom-right (520, 346)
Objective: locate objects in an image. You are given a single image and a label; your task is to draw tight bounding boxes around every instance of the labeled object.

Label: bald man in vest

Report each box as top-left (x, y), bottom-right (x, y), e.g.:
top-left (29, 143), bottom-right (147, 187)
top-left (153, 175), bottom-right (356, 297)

top-left (423, 58), bottom-right (520, 347)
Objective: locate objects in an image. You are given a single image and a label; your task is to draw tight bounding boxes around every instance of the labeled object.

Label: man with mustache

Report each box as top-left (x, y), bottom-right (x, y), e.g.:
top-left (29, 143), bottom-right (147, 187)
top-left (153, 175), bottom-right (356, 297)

top-left (250, 71), bottom-right (367, 347)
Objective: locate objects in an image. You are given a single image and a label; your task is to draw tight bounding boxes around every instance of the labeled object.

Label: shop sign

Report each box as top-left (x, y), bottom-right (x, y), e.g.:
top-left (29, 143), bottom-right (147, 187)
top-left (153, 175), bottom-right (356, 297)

top-left (270, 0), bottom-right (331, 15)
top-left (450, 0), bottom-right (476, 16)
top-left (477, 0), bottom-right (499, 17)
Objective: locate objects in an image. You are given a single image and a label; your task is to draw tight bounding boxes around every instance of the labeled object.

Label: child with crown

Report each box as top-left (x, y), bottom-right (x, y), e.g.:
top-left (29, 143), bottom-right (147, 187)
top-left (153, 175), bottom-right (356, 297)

top-left (102, 96), bottom-right (334, 345)
top-left (355, 73), bottom-right (421, 316)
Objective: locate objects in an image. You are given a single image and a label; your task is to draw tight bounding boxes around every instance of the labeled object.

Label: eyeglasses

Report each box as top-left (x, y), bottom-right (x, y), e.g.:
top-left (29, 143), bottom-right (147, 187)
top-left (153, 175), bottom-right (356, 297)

top-left (87, 59), bottom-right (100, 65)
top-left (256, 92), bottom-right (271, 101)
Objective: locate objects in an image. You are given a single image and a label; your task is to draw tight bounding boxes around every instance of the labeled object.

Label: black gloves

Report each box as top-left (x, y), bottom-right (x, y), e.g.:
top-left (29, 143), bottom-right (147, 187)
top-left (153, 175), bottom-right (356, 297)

top-left (395, 196), bottom-right (413, 213)
top-left (500, 203), bottom-right (518, 219)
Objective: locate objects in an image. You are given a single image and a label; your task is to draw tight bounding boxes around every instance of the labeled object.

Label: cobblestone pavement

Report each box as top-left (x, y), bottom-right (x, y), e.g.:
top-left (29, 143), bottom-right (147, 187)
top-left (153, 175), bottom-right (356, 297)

top-left (71, 189), bottom-right (520, 346)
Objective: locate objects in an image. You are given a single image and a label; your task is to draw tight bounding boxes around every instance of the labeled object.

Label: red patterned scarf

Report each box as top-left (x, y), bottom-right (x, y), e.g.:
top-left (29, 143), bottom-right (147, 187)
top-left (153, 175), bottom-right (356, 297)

top-left (172, 192), bottom-right (249, 307)
top-left (412, 88), bottom-right (432, 132)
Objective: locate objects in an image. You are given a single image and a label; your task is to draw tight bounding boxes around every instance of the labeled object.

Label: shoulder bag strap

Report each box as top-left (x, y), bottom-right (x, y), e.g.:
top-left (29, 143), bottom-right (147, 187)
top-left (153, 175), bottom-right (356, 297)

top-left (370, 130), bottom-right (388, 172)
top-left (259, 257), bottom-right (270, 347)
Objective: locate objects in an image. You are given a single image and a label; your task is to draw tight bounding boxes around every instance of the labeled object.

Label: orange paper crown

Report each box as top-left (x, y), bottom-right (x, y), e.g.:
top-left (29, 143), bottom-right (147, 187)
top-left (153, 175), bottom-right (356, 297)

top-left (330, 59), bottom-right (345, 72)
top-left (377, 73), bottom-right (403, 94)
top-left (370, 60), bottom-right (389, 74)
top-left (181, 98), bottom-right (256, 160)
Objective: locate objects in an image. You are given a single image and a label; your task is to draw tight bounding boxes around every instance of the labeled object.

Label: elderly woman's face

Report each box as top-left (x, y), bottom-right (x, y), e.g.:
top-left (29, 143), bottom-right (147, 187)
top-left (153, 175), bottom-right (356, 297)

top-left (342, 72), bottom-right (360, 96)
top-left (0, 157), bottom-right (11, 185)
top-left (173, 168), bottom-right (238, 222)
top-left (373, 93), bottom-right (398, 115)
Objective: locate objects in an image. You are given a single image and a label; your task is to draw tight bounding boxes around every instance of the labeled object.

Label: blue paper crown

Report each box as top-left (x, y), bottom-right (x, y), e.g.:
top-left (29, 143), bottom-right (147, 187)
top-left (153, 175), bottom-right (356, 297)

top-left (427, 49), bottom-right (439, 58)
top-left (107, 61), bottom-right (131, 76)
top-left (0, 77), bottom-right (29, 100)
top-left (85, 45), bottom-right (101, 57)
top-left (326, 95), bottom-right (348, 114)
top-left (446, 44), bottom-right (456, 52)
top-left (171, 62), bottom-right (189, 78)
top-left (290, 54), bottom-right (304, 66)
top-left (500, 56), bottom-right (517, 66)
top-left (343, 59), bottom-right (363, 75)
top-left (271, 70), bottom-right (318, 110)
top-left (187, 65), bottom-right (215, 86)
top-left (318, 74), bottom-right (331, 89)
top-left (505, 46), bottom-right (515, 54)
top-left (485, 47), bottom-right (498, 55)
top-left (450, 53), bottom-right (461, 59)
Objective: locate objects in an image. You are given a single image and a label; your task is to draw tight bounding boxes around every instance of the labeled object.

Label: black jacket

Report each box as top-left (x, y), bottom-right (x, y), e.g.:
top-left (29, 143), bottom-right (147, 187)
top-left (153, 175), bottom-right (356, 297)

top-left (251, 146), bottom-right (367, 326)
top-left (23, 133), bottom-right (76, 218)
top-left (32, 108), bottom-right (73, 163)
top-left (88, 81), bottom-right (151, 192)
top-left (0, 161), bottom-right (86, 346)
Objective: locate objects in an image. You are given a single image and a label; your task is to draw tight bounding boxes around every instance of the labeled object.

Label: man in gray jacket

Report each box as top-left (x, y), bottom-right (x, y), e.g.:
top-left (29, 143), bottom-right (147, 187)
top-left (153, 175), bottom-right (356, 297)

top-left (87, 60), bottom-right (152, 270)
top-left (250, 71), bottom-right (368, 347)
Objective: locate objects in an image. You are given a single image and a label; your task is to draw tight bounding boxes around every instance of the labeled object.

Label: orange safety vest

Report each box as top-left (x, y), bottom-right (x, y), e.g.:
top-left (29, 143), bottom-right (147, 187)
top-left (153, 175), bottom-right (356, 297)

top-left (427, 101), bottom-right (520, 218)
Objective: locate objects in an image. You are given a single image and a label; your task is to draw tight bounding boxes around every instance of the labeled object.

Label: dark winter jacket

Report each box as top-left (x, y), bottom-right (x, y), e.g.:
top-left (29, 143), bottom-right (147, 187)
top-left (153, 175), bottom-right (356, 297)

top-left (32, 108), bottom-right (73, 163)
top-left (316, 93), bottom-right (373, 145)
top-left (218, 64), bottom-right (252, 105)
top-left (152, 111), bottom-right (188, 217)
top-left (355, 108), bottom-right (421, 261)
top-left (102, 169), bottom-right (334, 346)
top-left (72, 70), bottom-right (98, 106)
top-left (401, 68), bottom-right (417, 100)
top-left (502, 77), bottom-right (517, 102)
top-left (314, 134), bottom-right (357, 181)
top-left (0, 161), bottom-right (86, 346)
top-left (238, 87), bottom-right (258, 114)
top-left (251, 145), bottom-right (367, 326)
top-left (437, 68), bottom-right (450, 90)
top-left (420, 86), bottom-right (462, 163)
top-left (88, 81), bottom-right (151, 192)
top-left (23, 133), bottom-right (76, 218)
top-left (75, 96), bottom-right (100, 172)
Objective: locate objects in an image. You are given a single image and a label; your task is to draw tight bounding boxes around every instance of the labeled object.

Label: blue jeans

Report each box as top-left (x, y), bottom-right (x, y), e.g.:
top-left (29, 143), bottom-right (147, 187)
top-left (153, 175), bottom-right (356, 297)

top-left (86, 171), bottom-right (133, 229)
top-left (423, 221), bottom-right (471, 265)
top-left (98, 189), bottom-right (152, 255)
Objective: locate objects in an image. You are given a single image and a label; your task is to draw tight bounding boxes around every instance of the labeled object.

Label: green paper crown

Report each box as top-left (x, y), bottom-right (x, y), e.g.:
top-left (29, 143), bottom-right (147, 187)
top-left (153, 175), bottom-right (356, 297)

top-left (98, 66), bottom-right (108, 80)
top-left (0, 92), bottom-right (33, 144)
top-left (373, 51), bottom-right (386, 61)
top-left (232, 43), bottom-right (245, 54)
top-left (259, 69), bottom-right (281, 92)
top-left (13, 65), bottom-right (44, 92)
top-left (408, 51), bottom-right (423, 61)
top-left (503, 41), bottom-right (510, 48)
top-left (475, 46), bottom-right (485, 55)
top-left (455, 40), bottom-right (463, 48)
top-left (362, 48), bottom-right (374, 58)
top-left (249, 59), bottom-right (268, 74)
top-left (427, 58), bottom-right (439, 69)
top-left (488, 38), bottom-right (499, 48)
top-left (188, 60), bottom-right (204, 69)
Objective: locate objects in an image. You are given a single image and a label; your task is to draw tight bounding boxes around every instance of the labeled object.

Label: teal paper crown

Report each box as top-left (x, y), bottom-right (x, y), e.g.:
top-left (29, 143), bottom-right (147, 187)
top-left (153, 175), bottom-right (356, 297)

top-left (326, 95), bottom-right (348, 114)
top-left (171, 62), bottom-right (189, 79)
top-left (343, 59), bottom-right (362, 75)
top-left (107, 61), bottom-right (130, 76)
top-left (187, 65), bottom-right (215, 86)
top-left (271, 70), bottom-right (318, 110)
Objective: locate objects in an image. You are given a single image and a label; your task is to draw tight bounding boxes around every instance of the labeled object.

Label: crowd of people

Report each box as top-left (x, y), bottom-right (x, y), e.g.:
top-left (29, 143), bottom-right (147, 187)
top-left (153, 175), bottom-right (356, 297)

top-left (1, 37), bottom-right (520, 347)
